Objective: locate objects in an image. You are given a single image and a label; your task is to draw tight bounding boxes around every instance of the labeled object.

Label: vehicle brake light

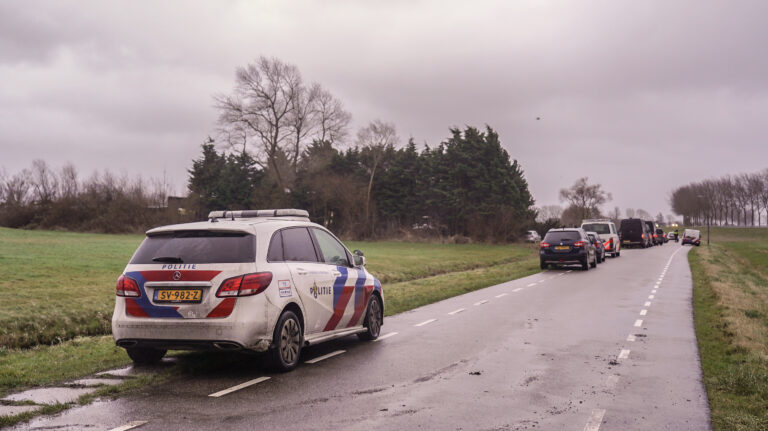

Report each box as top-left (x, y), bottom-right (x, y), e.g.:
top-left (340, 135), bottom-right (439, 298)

top-left (116, 275), bottom-right (141, 297)
top-left (641, 234), bottom-right (645, 239)
top-left (540, 242), bottom-right (550, 248)
top-left (216, 272), bottom-right (273, 298)
top-left (573, 240), bottom-right (585, 248)
top-left (653, 234), bottom-right (658, 238)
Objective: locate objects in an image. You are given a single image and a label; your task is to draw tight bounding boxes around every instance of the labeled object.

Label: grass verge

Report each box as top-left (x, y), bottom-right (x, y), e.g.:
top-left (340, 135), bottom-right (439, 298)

top-left (690, 227), bottom-right (768, 430)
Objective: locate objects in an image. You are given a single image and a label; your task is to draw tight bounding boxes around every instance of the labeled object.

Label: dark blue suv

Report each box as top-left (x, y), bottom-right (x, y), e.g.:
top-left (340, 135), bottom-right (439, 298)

top-left (540, 228), bottom-right (598, 271)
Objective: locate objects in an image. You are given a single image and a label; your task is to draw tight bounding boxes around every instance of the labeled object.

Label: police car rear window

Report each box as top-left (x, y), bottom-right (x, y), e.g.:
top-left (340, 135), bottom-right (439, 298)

top-left (129, 230), bottom-right (256, 264)
top-left (582, 223), bottom-right (610, 234)
top-left (543, 231), bottom-right (580, 242)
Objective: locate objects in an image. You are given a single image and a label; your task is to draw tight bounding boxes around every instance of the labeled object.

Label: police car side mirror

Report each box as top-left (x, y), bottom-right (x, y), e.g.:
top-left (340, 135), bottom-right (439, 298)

top-left (353, 250), bottom-right (366, 267)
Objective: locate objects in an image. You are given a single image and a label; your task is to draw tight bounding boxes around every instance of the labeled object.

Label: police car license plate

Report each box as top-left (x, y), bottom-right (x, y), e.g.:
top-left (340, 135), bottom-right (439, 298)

top-left (154, 289), bottom-right (202, 303)
top-left (554, 246), bottom-right (569, 251)
top-left (623, 240), bottom-right (631, 244)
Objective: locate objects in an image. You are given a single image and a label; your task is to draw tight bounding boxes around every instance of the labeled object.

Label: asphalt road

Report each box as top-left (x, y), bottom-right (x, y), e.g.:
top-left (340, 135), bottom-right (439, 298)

top-left (14, 243), bottom-right (710, 431)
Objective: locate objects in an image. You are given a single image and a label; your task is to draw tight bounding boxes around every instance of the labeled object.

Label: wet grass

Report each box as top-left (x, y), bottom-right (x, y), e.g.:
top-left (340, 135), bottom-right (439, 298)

top-left (690, 227), bottom-right (768, 430)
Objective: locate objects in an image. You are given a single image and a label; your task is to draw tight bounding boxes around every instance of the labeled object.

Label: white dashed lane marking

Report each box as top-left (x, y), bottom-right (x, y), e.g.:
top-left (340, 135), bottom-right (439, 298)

top-left (513, 287), bottom-right (524, 292)
top-left (627, 334), bottom-right (636, 342)
top-left (640, 309), bottom-right (648, 316)
top-left (618, 349), bottom-right (630, 360)
top-left (605, 374), bottom-right (620, 389)
top-left (208, 377), bottom-right (271, 397)
top-left (414, 319), bottom-right (437, 327)
top-left (634, 319), bottom-right (643, 327)
top-left (448, 308), bottom-right (466, 315)
top-left (583, 409), bottom-right (606, 431)
top-left (474, 300), bottom-right (489, 306)
top-left (108, 422), bottom-right (148, 431)
top-left (649, 295), bottom-right (655, 299)
top-left (374, 332), bottom-right (398, 342)
top-left (305, 350), bottom-right (346, 364)
top-left (644, 301), bottom-right (651, 306)
top-left (526, 283), bottom-right (537, 287)
top-left (495, 293), bottom-right (508, 298)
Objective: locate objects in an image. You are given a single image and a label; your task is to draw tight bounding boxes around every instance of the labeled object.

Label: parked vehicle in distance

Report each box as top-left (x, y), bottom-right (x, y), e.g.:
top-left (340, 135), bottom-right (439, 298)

top-left (666, 231), bottom-right (678, 242)
top-left (645, 220), bottom-right (660, 245)
top-left (619, 218), bottom-right (651, 248)
top-left (540, 228), bottom-right (597, 271)
top-left (581, 219), bottom-right (621, 257)
top-left (524, 230), bottom-right (541, 243)
top-left (656, 228), bottom-right (668, 243)
top-left (586, 231), bottom-right (606, 263)
top-left (682, 229), bottom-right (701, 246)
top-left (112, 209), bottom-right (384, 372)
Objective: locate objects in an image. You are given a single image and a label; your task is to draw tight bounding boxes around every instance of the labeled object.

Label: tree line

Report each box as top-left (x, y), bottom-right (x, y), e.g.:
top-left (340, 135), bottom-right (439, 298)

top-left (0, 160), bottom-right (178, 232)
top-left (670, 169), bottom-right (768, 226)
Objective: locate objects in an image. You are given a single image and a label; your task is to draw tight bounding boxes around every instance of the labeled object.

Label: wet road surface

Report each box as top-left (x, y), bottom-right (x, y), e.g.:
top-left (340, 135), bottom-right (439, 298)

top-left (13, 244), bottom-right (710, 430)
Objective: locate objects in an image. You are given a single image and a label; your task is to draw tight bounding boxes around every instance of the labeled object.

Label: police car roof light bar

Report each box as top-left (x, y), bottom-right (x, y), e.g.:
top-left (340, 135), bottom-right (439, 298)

top-left (208, 209), bottom-right (310, 221)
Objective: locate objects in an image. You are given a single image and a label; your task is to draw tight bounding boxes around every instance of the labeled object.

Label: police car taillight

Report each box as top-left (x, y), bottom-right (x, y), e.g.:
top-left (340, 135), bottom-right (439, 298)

top-left (216, 272), bottom-right (273, 298)
top-left (116, 275), bottom-right (141, 297)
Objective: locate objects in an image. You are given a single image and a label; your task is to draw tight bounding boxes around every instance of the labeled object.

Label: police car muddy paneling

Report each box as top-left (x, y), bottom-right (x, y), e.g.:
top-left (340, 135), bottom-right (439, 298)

top-left (112, 209), bottom-right (384, 371)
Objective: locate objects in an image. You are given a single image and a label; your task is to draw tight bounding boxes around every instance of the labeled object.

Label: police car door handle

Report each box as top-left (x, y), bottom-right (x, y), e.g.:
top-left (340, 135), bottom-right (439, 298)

top-left (332, 270), bottom-right (342, 277)
top-left (296, 268), bottom-right (308, 276)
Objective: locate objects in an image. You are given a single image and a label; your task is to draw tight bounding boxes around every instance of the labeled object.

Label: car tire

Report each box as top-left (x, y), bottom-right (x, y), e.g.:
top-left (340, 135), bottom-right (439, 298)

top-left (590, 254), bottom-right (597, 268)
top-left (358, 295), bottom-right (383, 341)
top-left (582, 258), bottom-right (589, 271)
top-left (540, 260), bottom-right (547, 270)
top-left (616, 250), bottom-right (621, 257)
top-left (126, 346), bottom-right (166, 365)
top-left (270, 310), bottom-right (303, 372)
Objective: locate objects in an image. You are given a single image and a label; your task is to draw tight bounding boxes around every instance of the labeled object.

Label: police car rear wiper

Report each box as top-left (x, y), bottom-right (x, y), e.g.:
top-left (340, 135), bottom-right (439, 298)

top-left (152, 256), bottom-right (184, 263)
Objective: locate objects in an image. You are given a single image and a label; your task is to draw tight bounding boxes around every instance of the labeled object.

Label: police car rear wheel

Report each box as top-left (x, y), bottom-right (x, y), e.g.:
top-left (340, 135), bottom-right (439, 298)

top-left (358, 295), bottom-right (382, 341)
top-left (125, 346), bottom-right (166, 365)
top-left (271, 311), bottom-right (302, 372)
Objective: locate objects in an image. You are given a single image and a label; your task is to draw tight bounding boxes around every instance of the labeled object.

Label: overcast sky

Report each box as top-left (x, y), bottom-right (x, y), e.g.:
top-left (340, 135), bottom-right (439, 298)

top-left (2, 0), bottom-right (768, 217)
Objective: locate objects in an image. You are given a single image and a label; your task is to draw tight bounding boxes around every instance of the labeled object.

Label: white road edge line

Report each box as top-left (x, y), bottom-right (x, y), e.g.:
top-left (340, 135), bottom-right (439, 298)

top-left (305, 350), bottom-right (346, 364)
top-left (208, 377), bottom-right (271, 398)
top-left (374, 332), bottom-right (398, 342)
top-left (649, 295), bottom-right (655, 299)
top-left (640, 309), bottom-right (648, 316)
top-left (627, 334), bottom-right (636, 342)
top-left (583, 409), bottom-right (606, 431)
top-left (512, 287), bottom-right (524, 292)
top-left (618, 349), bottom-right (630, 360)
top-left (448, 308), bottom-right (466, 315)
top-left (644, 301), bottom-right (651, 307)
top-left (108, 422), bottom-right (149, 431)
top-left (634, 319), bottom-right (643, 327)
top-left (414, 318), bottom-right (437, 327)
top-left (474, 300), bottom-right (489, 306)
top-left (495, 293), bottom-right (508, 298)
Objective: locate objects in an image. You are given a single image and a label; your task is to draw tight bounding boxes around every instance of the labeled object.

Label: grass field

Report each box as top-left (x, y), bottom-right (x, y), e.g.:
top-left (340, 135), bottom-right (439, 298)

top-left (689, 227), bottom-right (768, 430)
top-left (0, 227), bottom-right (538, 400)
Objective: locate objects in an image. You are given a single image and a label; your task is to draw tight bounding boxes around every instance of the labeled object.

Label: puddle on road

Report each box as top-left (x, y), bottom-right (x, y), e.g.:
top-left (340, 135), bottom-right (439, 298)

top-left (2, 387), bottom-right (97, 405)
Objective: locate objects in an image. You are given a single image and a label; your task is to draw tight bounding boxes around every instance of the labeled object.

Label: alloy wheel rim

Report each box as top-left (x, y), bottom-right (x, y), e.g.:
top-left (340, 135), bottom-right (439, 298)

top-left (280, 319), bottom-right (300, 364)
top-left (369, 299), bottom-right (381, 336)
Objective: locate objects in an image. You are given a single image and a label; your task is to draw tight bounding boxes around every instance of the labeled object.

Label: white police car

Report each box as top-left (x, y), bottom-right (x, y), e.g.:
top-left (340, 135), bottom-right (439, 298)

top-left (112, 209), bottom-right (384, 371)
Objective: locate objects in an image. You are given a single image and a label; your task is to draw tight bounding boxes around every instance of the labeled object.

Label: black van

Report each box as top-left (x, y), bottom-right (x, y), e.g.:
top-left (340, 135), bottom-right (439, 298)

top-left (619, 218), bottom-right (651, 248)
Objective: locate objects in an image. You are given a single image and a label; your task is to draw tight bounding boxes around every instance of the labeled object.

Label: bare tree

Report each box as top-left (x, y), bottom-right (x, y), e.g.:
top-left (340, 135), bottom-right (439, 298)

top-left (59, 163), bottom-right (79, 198)
top-left (625, 208), bottom-right (636, 218)
top-left (214, 57), bottom-right (350, 192)
top-left (3, 169), bottom-right (32, 206)
top-left (30, 159), bottom-right (58, 204)
top-left (357, 120), bottom-right (399, 229)
top-left (611, 206), bottom-right (621, 220)
top-left (537, 204), bottom-right (563, 222)
top-left (559, 177), bottom-right (612, 222)
top-left (636, 208), bottom-right (651, 220)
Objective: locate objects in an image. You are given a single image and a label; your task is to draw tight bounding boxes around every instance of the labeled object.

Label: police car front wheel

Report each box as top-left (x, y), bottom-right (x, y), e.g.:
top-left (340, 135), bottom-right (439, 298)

top-left (358, 295), bottom-right (382, 341)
